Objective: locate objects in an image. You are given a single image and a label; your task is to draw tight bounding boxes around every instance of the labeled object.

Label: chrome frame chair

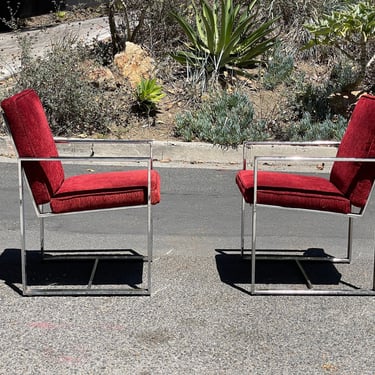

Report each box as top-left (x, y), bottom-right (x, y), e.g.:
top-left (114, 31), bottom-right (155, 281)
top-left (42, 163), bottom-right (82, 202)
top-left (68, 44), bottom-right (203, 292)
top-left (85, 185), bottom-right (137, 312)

top-left (239, 141), bottom-right (375, 296)
top-left (11, 135), bottom-right (156, 296)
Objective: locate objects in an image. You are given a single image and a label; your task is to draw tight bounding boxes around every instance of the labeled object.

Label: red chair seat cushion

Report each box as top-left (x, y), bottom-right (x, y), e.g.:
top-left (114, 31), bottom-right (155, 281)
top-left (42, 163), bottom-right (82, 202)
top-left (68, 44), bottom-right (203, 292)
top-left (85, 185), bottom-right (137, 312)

top-left (50, 170), bottom-right (161, 213)
top-left (236, 170), bottom-right (351, 214)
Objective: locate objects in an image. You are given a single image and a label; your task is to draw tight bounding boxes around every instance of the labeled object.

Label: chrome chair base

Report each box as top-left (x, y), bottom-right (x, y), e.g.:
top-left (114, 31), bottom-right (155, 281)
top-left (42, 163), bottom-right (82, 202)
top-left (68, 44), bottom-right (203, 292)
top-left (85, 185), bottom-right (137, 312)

top-left (17, 251), bottom-right (152, 296)
top-left (240, 199), bottom-right (375, 296)
top-left (240, 252), bottom-right (375, 296)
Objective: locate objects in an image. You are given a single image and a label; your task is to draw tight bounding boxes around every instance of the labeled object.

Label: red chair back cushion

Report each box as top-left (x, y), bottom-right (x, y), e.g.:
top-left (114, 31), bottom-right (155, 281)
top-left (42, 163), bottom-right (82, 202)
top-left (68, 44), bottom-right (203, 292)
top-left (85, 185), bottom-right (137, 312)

top-left (1, 89), bottom-right (64, 205)
top-left (330, 94), bottom-right (375, 208)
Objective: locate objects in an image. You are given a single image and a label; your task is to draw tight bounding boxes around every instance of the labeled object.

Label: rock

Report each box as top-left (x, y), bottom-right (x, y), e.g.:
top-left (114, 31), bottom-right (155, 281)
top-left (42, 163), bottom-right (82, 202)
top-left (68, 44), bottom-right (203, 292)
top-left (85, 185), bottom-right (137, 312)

top-left (114, 42), bottom-right (154, 88)
top-left (86, 66), bottom-right (117, 90)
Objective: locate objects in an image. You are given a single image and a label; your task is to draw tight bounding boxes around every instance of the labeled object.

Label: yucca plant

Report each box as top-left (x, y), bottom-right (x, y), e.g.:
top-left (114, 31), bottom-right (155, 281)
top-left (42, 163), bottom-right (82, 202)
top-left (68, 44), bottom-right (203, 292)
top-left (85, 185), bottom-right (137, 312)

top-left (135, 78), bottom-right (165, 115)
top-left (170, 0), bottom-right (279, 81)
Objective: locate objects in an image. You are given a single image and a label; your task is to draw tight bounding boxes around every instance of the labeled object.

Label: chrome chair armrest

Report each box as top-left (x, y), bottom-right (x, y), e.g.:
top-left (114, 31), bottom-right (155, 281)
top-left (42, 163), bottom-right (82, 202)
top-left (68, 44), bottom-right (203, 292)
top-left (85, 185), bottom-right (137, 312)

top-left (253, 155), bottom-right (375, 166)
top-left (54, 138), bottom-right (153, 145)
top-left (53, 138), bottom-right (154, 161)
top-left (18, 155), bottom-right (152, 162)
top-left (242, 141), bottom-right (340, 170)
top-left (243, 140), bottom-right (340, 147)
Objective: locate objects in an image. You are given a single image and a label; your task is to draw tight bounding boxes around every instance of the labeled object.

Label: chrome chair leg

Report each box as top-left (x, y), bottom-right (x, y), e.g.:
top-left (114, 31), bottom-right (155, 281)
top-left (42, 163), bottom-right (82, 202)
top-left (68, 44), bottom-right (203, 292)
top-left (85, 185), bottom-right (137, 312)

top-left (18, 164), bottom-right (27, 294)
top-left (88, 258), bottom-right (99, 289)
top-left (347, 216), bottom-right (353, 262)
top-left (240, 197), bottom-right (245, 256)
top-left (39, 205), bottom-right (45, 257)
top-left (147, 200), bottom-right (152, 294)
top-left (251, 203), bottom-right (257, 294)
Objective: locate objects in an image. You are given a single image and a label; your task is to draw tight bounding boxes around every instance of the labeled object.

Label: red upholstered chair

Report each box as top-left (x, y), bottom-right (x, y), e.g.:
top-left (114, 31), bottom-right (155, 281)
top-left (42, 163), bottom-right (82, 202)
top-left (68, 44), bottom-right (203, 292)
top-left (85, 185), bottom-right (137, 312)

top-left (235, 94), bottom-right (375, 295)
top-left (1, 89), bottom-right (161, 296)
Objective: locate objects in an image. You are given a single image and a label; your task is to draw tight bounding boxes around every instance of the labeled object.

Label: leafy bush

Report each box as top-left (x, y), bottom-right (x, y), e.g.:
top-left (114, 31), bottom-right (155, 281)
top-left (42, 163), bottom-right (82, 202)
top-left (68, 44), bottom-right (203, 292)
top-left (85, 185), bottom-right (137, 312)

top-left (258, 0), bottom-right (342, 58)
top-left (171, 0), bottom-right (279, 83)
top-left (263, 43), bottom-right (294, 90)
top-left (14, 35), bottom-right (112, 136)
top-left (286, 112), bottom-right (347, 141)
top-left (304, 1), bottom-right (375, 85)
top-left (295, 82), bottom-right (332, 121)
top-left (175, 91), bottom-right (266, 147)
top-left (88, 38), bottom-right (114, 66)
top-left (329, 60), bottom-right (362, 93)
top-left (285, 59), bottom-right (361, 124)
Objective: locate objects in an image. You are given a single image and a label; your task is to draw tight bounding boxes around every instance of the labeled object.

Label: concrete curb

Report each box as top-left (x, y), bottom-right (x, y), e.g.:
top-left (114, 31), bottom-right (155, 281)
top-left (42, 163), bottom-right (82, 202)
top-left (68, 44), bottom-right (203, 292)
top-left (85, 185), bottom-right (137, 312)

top-left (0, 135), bottom-right (338, 171)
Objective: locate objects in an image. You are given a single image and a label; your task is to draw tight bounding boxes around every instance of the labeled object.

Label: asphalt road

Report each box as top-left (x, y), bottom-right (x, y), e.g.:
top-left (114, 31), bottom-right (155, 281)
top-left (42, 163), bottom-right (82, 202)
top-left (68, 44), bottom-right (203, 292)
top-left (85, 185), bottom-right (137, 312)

top-left (0, 161), bottom-right (374, 374)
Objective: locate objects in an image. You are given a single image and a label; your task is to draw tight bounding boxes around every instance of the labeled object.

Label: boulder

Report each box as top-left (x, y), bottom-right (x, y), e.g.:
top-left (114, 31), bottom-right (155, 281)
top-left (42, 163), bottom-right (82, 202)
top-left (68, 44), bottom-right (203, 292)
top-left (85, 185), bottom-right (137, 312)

top-left (114, 42), bottom-right (154, 88)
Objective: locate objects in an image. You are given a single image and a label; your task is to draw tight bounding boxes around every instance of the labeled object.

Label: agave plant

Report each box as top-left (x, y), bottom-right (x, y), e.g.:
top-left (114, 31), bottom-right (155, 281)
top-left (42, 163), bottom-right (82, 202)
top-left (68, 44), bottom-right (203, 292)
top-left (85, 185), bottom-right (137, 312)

top-left (170, 0), bottom-right (279, 79)
top-left (135, 78), bottom-right (165, 115)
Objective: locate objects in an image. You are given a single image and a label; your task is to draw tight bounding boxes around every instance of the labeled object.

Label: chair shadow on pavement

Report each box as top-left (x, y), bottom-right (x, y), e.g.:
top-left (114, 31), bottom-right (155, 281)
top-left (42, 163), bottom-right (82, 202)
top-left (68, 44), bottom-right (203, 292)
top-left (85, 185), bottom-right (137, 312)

top-left (215, 248), bottom-right (343, 295)
top-left (0, 248), bottom-right (145, 295)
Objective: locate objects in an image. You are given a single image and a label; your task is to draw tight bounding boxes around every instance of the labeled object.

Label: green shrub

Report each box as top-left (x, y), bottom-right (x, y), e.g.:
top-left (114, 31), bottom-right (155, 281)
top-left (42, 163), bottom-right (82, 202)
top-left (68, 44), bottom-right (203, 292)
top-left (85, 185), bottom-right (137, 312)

top-left (284, 58), bottom-right (360, 124)
top-left (295, 83), bottom-right (332, 121)
top-left (88, 38), bottom-right (114, 66)
top-left (330, 60), bottom-right (362, 93)
top-left (258, 0), bottom-right (343, 59)
top-left (263, 43), bottom-right (294, 90)
top-left (175, 91), bottom-right (266, 147)
top-left (304, 1), bottom-right (375, 85)
top-left (286, 112), bottom-right (347, 141)
top-left (14, 35), bottom-right (112, 136)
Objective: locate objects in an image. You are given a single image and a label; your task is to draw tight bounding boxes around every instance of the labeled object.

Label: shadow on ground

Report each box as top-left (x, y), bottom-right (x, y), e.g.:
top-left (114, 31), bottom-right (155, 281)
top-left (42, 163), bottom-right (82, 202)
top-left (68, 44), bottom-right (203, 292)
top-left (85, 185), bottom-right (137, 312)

top-left (0, 248), bottom-right (145, 294)
top-left (215, 248), bottom-right (343, 294)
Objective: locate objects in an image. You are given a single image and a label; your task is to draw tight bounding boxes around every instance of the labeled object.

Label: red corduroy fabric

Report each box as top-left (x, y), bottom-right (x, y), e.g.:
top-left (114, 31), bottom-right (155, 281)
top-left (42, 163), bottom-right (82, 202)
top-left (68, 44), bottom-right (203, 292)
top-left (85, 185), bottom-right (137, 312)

top-left (50, 170), bottom-right (161, 213)
top-left (236, 94), bottom-right (375, 213)
top-left (1, 89), bottom-right (161, 213)
top-left (236, 170), bottom-right (351, 213)
top-left (1, 89), bottom-right (65, 205)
